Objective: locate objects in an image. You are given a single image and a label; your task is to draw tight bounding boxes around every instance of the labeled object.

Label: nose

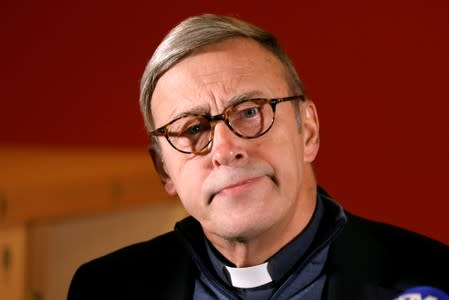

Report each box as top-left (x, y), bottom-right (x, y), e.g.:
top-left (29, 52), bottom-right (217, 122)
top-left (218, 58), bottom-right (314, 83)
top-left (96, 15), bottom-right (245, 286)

top-left (210, 121), bottom-right (248, 167)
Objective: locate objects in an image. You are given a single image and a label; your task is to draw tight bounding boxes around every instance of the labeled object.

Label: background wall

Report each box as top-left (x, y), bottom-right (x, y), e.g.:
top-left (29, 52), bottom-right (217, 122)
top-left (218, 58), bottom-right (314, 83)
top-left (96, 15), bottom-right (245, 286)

top-left (29, 201), bottom-right (187, 300)
top-left (1, 0), bottom-right (448, 244)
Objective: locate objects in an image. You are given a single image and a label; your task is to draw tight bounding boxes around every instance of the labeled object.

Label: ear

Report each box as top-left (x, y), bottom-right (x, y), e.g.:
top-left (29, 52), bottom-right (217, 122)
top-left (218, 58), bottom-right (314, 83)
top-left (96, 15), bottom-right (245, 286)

top-left (301, 100), bottom-right (320, 163)
top-left (148, 143), bottom-right (177, 196)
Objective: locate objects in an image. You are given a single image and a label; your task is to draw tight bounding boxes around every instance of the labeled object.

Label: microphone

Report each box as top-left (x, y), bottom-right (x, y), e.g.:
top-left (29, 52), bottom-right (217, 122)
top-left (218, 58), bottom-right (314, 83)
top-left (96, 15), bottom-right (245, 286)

top-left (395, 286), bottom-right (449, 300)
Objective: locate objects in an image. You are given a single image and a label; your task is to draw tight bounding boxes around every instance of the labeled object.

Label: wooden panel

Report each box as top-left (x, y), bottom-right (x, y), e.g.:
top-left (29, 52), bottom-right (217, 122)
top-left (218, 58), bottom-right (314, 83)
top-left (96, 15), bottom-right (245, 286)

top-left (0, 225), bottom-right (27, 300)
top-left (0, 147), bottom-right (172, 227)
top-left (28, 201), bottom-right (187, 300)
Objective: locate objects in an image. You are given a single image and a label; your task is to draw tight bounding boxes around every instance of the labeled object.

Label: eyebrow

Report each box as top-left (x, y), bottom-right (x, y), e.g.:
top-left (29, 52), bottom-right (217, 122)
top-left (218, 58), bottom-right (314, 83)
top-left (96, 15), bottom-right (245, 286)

top-left (226, 90), bottom-right (266, 107)
top-left (171, 90), bottom-right (266, 120)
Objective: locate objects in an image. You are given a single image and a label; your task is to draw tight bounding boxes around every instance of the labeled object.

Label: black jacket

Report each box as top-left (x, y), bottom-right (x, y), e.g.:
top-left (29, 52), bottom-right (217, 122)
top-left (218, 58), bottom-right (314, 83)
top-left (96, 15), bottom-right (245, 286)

top-left (67, 213), bottom-right (449, 299)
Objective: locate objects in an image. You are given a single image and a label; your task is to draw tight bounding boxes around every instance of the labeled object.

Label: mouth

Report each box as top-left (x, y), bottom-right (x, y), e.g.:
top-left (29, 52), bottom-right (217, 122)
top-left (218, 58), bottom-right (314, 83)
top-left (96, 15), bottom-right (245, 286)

top-left (208, 175), bottom-right (272, 204)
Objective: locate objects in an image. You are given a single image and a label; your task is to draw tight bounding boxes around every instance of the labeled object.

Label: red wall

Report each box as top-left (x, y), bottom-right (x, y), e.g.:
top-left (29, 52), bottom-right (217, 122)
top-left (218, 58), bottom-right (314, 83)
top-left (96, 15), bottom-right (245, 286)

top-left (1, 0), bottom-right (448, 244)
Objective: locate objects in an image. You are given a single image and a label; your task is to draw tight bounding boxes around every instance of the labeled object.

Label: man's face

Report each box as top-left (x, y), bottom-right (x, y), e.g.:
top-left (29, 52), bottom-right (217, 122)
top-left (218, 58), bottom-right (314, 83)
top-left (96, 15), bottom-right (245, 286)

top-left (151, 38), bottom-right (319, 243)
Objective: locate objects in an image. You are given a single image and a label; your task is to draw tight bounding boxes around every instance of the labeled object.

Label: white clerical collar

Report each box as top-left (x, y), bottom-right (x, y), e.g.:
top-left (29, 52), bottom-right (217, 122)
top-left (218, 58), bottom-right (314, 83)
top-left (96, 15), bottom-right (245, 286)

top-left (225, 262), bottom-right (272, 288)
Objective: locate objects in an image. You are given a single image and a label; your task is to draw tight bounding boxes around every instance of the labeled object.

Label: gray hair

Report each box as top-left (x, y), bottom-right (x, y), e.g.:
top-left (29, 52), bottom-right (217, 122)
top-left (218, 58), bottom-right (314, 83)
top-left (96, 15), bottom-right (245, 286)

top-left (139, 14), bottom-right (305, 133)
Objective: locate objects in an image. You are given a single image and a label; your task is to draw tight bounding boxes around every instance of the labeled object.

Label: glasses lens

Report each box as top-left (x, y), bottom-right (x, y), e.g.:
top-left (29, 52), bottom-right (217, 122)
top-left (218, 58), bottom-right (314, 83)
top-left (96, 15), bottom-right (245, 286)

top-left (167, 115), bottom-right (211, 153)
top-left (228, 99), bottom-right (274, 137)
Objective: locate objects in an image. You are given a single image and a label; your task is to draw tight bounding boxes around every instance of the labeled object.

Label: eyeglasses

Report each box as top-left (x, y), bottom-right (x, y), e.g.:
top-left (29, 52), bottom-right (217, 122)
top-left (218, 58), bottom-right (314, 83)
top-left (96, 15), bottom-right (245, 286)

top-left (150, 95), bottom-right (305, 154)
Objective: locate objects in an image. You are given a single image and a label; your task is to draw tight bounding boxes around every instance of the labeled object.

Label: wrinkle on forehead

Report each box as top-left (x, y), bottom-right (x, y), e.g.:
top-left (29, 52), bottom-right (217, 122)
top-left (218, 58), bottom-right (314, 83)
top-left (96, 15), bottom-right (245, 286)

top-left (151, 37), bottom-right (290, 127)
top-left (197, 72), bottom-right (257, 110)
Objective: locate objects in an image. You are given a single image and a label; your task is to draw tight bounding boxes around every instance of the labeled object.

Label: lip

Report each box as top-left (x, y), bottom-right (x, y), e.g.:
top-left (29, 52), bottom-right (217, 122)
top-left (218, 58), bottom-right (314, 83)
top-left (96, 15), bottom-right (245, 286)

top-left (213, 176), bottom-right (264, 200)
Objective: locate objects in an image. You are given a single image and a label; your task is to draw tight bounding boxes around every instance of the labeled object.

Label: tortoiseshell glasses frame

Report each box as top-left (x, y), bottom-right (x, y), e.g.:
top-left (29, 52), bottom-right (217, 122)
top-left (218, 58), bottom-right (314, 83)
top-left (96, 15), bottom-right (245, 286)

top-left (150, 95), bottom-right (305, 154)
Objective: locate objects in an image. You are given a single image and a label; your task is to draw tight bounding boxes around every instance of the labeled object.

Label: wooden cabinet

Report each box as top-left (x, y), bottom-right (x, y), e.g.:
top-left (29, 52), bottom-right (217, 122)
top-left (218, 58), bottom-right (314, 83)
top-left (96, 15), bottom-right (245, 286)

top-left (0, 147), bottom-right (178, 300)
top-left (0, 147), bottom-right (170, 225)
top-left (0, 225), bottom-right (27, 300)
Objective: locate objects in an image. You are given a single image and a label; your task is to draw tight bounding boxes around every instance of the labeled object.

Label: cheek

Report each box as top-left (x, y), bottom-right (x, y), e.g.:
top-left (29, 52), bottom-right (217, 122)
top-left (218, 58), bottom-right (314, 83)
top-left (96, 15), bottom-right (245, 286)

top-left (172, 165), bottom-right (210, 221)
top-left (265, 125), bottom-right (305, 186)
top-left (163, 152), bottom-right (207, 208)
top-left (172, 164), bottom-right (202, 195)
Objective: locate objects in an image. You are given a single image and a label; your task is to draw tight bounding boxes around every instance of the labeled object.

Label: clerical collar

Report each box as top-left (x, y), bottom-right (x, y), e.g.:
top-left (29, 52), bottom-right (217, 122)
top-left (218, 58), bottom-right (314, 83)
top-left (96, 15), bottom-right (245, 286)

top-left (225, 262), bottom-right (271, 288)
top-left (205, 194), bottom-right (324, 288)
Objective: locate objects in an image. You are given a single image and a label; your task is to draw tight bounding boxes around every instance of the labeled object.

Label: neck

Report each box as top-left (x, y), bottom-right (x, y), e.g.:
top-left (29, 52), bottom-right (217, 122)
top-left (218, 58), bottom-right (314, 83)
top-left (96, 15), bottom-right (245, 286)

top-left (206, 166), bottom-right (317, 267)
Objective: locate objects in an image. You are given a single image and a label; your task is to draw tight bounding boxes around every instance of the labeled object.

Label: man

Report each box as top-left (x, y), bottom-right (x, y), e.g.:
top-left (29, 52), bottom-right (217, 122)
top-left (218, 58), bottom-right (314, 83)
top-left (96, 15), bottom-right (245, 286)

top-left (68, 14), bottom-right (448, 299)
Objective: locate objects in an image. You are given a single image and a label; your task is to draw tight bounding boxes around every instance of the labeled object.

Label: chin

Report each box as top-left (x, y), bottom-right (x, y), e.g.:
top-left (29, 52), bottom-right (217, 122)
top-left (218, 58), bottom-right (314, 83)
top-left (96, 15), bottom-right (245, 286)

top-left (211, 217), bottom-right (275, 242)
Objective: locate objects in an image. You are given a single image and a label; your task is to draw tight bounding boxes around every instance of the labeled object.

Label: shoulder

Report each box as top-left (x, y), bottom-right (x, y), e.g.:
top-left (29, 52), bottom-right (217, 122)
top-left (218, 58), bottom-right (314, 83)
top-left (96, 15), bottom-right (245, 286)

top-left (344, 212), bottom-right (443, 242)
top-left (343, 212), bottom-right (448, 259)
top-left (329, 212), bottom-right (449, 290)
top-left (80, 229), bottom-right (186, 272)
top-left (67, 230), bottom-right (194, 299)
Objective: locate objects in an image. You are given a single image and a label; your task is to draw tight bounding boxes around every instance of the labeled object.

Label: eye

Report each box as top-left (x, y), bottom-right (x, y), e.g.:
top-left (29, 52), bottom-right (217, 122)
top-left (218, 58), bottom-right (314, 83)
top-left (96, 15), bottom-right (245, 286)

top-left (184, 124), bottom-right (202, 135)
top-left (240, 107), bottom-right (260, 118)
top-left (176, 117), bottom-right (210, 137)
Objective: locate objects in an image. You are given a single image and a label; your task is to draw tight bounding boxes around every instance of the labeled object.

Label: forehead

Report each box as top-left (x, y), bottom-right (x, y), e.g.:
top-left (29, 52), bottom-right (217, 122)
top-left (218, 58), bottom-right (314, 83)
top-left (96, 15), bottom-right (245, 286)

top-left (151, 37), bottom-right (291, 125)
